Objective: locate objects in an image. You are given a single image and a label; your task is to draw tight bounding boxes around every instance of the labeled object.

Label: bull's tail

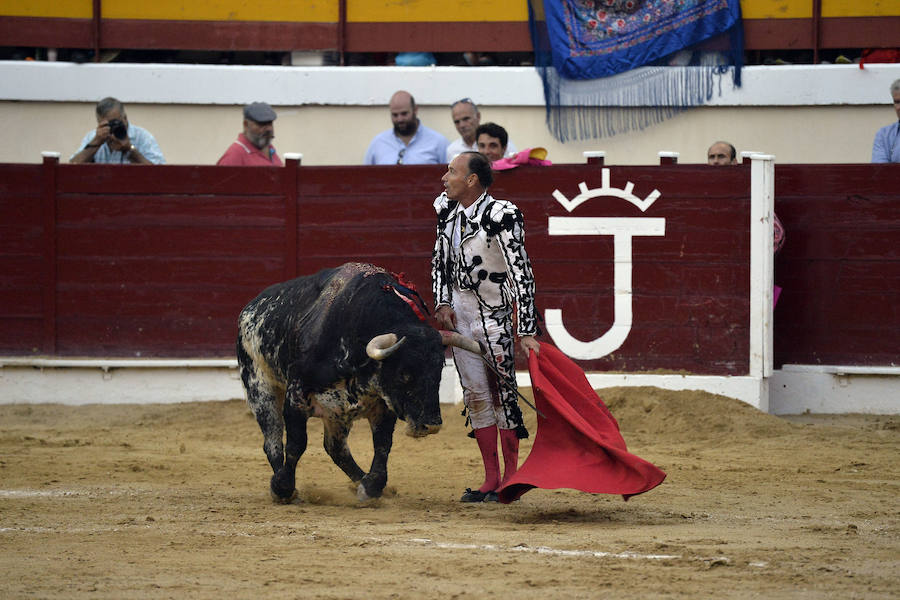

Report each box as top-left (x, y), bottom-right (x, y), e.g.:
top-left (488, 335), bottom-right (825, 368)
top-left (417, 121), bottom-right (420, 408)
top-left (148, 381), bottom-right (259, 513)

top-left (235, 330), bottom-right (254, 397)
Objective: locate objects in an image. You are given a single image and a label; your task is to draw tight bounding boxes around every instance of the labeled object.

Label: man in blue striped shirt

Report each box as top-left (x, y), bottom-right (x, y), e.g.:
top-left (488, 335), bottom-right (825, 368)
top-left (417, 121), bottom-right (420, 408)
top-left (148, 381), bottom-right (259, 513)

top-left (871, 78), bottom-right (900, 163)
top-left (70, 97), bottom-right (165, 165)
top-left (364, 91), bottom-right (448, 165)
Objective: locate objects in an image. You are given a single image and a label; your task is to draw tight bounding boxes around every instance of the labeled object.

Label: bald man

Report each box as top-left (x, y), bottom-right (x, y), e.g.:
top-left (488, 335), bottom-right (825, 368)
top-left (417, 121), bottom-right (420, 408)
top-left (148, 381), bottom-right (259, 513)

top-left (364, 90), bottom-right (448, 165)
top-left (707, 140), bottom-right (785, 254)
top-left (707, 141), bottom-right (737, 166)
top-left (446, 98), bottom-right (517, 162)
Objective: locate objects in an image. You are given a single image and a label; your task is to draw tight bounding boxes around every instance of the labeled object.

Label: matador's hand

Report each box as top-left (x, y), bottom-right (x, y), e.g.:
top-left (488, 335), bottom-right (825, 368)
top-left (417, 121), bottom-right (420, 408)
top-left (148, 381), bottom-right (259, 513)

top-left (520, 335), bottom-right (540, 356)
top-left (434, 305), bottom-right (457, 331)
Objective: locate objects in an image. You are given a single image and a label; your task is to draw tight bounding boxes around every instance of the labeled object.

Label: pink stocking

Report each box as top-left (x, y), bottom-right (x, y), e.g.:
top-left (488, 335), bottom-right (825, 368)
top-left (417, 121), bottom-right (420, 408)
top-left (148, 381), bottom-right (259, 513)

top-left (499, 428), bottom-right (520, 485)
top-left (473, 426), bottom-right (500, 493)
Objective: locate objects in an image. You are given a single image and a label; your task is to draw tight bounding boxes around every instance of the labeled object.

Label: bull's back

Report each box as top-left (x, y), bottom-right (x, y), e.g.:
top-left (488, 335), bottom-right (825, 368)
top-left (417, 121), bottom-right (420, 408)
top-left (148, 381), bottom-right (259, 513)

top-left (237, 263), bottom-right (389, 375)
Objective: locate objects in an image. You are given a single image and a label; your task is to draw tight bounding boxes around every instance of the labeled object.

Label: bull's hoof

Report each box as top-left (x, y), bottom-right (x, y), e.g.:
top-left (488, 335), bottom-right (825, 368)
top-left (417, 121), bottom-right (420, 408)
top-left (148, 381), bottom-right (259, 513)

top-left (269, 487), bottom-right (299, 504)
top-left (356, 471), bottom-right (387, 502)
top-left (270, 474), bottom-right (298, 504)
top-left (356, 482), bottom-right (384, 502)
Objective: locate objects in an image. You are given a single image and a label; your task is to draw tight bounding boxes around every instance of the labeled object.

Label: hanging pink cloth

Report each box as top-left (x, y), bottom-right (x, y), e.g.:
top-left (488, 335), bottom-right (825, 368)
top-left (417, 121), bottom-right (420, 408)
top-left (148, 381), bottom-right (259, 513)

top-left (497, 343), bottom-right (666, 504)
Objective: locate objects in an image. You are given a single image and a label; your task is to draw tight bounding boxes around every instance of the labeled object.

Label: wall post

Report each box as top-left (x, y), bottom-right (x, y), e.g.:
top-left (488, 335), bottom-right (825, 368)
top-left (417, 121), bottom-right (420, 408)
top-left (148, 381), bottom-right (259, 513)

top-left (283, 153), bottom-right (302, 281)
top-left (749, 154), bottom-right (776, 410)
top-left (40, 151), bottom-right (60, 355)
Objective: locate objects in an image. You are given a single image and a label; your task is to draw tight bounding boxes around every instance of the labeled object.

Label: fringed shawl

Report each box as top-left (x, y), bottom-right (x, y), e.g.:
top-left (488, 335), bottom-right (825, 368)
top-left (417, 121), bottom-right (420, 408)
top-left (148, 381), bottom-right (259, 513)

top-left (529, 0), bottom-right (744, 141)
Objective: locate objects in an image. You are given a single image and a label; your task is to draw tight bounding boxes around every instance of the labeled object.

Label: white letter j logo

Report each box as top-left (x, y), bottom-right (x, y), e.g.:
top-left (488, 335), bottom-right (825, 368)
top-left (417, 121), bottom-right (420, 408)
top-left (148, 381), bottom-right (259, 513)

top-left (546, 172), bottom-right (666, 360)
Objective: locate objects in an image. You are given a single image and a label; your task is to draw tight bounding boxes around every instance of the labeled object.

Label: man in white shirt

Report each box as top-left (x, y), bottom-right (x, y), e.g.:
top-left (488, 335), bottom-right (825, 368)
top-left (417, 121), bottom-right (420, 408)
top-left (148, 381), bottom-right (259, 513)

top-left (445, 98), bottom-right (516, 162)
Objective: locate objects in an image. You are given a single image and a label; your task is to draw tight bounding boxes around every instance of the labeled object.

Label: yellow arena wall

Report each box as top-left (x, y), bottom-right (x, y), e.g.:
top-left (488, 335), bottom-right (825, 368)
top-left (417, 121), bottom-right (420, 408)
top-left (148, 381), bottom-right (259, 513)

top-left (3, 1), bottom-right (899, 21)
top-left (0, 1), bottom-right (897, 52)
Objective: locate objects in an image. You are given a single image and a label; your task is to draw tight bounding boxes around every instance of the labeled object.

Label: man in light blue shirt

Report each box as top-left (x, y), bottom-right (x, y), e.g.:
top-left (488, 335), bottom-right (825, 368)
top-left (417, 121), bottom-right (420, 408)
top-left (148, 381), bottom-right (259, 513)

top-left (364, 91), bottom-right (447, 165)
top-left (871, 78), bottom-right (900, 163)
top-left (70, 97), bottom-right (165, 165)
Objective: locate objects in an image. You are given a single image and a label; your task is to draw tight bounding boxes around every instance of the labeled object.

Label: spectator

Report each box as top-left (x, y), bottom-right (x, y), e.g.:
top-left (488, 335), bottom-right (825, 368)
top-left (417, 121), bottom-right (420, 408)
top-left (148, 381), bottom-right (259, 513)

top-left (709, 141), bottom-right (785, 256)
top-left (446, 98), bottom-right (517, 162)
top-left (475, 122), bottom-right (509, 162)
top-left (707, 141), bottom-right (736, 166)
top-left (476, 122), bottom-right (550, 171)
top-left (217, 102), bottom-right (283, 166)
top-left (871, 78), bottom-right (900, 163)
top-left (70, 97), bottom-right (164, 164)
top-left (364, 91), bottom-right (447, 165)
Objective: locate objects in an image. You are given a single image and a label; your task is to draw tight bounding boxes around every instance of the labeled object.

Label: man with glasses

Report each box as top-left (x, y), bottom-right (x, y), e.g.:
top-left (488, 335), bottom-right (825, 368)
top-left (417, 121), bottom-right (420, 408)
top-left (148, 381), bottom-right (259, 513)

top-left (364, 90), bottom-right (448, 165)
top-left (446, 98), bottom-right (516, 163)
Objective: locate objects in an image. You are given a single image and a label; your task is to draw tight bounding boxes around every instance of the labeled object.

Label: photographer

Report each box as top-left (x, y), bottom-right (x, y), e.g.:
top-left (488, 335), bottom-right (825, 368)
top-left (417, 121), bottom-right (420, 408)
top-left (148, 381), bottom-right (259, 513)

top-left (70, 97), bottom-right (165, 164)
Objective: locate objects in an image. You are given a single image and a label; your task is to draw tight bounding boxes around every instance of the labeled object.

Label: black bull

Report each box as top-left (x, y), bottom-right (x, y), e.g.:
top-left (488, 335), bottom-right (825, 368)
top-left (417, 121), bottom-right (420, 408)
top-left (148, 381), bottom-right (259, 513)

top-left (236, 263), bottom-right (480, 503)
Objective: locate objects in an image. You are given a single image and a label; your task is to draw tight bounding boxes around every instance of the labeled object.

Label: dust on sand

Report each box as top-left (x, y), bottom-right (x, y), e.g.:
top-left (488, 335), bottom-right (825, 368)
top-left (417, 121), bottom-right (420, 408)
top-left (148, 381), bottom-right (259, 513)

top-left (1, 386), bottom-right (897, 599)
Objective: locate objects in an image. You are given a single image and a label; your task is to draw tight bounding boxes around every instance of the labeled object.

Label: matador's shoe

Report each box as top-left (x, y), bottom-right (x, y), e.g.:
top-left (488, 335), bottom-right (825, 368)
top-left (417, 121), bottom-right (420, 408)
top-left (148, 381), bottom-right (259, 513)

top-left (460, 488), bottom-right (498, 502)
top-left (459, 488), bottom-right (497, 502)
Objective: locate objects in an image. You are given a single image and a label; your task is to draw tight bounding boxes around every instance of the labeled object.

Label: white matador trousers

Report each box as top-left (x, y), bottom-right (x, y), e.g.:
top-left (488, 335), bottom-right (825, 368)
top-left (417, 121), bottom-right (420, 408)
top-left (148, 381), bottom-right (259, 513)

top-left (449, 288), bottom-right (525, 432)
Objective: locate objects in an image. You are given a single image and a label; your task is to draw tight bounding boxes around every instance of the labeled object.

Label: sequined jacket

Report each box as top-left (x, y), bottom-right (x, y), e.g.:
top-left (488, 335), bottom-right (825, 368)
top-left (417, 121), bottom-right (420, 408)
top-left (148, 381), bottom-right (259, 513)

top-left (431, 191), bottom-right (537, 337)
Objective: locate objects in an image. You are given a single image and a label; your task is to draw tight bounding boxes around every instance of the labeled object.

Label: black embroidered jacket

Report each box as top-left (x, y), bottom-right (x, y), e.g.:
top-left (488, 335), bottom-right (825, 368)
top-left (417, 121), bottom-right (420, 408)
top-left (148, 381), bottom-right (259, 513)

top-left (431, 191), bottom-right (537, 337)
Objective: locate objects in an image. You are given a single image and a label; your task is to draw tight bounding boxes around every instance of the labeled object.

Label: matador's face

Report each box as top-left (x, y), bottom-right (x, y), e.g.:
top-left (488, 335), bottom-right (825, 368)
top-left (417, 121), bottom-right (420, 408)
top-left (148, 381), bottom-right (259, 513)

top-left (442, 154), bottom-right (476, 202)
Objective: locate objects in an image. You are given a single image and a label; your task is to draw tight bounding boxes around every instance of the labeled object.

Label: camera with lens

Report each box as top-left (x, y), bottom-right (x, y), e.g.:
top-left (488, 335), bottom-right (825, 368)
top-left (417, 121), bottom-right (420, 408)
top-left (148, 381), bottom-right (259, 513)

top-left (107, 119), bottom-right (128, 140)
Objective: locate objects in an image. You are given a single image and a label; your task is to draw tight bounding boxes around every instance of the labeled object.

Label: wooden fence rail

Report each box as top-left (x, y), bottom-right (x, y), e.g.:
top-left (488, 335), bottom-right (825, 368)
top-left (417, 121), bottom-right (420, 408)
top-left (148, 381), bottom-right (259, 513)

top-left (1, 156), bottom-right (897, 373)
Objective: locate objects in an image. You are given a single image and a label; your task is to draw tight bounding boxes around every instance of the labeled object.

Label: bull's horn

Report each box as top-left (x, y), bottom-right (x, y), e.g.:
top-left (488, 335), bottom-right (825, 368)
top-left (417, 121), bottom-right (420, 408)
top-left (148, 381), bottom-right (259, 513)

top-left (366, 333), bottom-right (407, 360)
top-left (439, 330), bottom-right (485, 354)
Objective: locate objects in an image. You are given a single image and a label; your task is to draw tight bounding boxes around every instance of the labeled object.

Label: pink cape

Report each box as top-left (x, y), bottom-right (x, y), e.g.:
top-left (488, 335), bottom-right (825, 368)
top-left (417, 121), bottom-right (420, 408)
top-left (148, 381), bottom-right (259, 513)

top-left (497, 343), bottom-right (666, 504)
top-left (492, 147), bottom-right (553, 171)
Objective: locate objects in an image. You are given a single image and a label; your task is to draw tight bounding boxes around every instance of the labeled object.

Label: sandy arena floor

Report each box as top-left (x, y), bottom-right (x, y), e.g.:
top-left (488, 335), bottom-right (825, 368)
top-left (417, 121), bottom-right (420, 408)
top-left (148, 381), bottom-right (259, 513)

top-left (1, 386), bottom-right (897, 599)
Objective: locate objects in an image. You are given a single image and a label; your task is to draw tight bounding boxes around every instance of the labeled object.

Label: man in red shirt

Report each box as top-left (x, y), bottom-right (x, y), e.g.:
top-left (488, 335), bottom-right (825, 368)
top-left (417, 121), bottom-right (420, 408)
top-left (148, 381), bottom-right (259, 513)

top-left (217, 102), bottom-right (283, 166)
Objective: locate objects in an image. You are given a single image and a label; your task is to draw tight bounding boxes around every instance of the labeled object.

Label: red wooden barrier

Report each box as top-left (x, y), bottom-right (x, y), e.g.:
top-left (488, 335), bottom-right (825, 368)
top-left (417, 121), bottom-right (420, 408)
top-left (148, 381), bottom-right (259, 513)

top-left (773, 164), bottom-right (900, 367)
top-left (1, 159), bottom-right (897, 373)
top-left (0, 163), bottom-right (44, 353)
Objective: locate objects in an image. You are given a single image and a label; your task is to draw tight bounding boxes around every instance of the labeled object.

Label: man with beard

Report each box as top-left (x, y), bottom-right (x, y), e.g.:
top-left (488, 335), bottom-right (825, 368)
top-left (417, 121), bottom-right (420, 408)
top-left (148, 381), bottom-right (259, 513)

top-left (217, 102), bottom-right (283, 166)
top-left (70, 97), bottom-right (165, 164)
top-left (364, 90), bottom-right (448, 165)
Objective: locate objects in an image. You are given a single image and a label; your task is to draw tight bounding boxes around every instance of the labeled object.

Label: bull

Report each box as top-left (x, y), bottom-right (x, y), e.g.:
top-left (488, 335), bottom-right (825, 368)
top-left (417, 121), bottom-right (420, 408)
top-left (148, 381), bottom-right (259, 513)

top-left (237, 262), bottom-right (479, 503)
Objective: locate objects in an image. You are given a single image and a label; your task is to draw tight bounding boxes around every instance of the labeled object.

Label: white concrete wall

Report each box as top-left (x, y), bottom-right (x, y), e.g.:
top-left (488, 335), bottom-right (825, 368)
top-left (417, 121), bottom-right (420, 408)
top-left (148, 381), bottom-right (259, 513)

top-left (0, 358), bottom-right (464, 406)
top-left (3, 362), bottom-right (897, 415)
top-left (1, 61), bottom-right (898, 414)
top-left (1, 62), bottom-right (898, 166)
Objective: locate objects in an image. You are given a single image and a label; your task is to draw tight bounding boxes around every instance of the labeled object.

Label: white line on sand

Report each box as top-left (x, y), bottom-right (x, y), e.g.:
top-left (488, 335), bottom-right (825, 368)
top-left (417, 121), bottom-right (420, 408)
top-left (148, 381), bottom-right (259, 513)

top-left (0, 490), bottom-right (82, 498)
top-left (407, 538), bottom-right (681, 561)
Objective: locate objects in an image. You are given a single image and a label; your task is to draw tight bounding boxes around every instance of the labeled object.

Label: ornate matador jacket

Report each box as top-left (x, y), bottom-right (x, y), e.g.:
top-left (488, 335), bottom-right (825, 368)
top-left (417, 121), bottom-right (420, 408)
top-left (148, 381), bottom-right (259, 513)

top-left (431, 191), bottom-right (537, 337)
